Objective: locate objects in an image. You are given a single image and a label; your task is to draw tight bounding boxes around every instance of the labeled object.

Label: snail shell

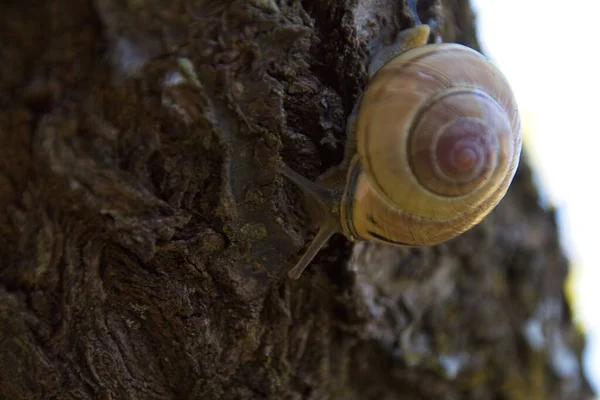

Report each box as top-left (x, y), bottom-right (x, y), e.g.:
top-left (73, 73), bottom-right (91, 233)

top-left (277, 25), bottom-right (522, 279)
top-left (340, 43), bottom-right (522, 246)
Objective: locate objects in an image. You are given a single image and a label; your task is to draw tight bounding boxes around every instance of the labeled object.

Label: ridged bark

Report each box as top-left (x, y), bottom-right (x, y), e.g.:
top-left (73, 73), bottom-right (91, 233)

top-left (0, 0), bottom-right (594, 399)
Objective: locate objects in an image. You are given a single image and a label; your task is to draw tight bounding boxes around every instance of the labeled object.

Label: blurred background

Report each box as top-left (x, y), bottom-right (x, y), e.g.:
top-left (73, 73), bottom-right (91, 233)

top-left (471, 0), bottom-right (600, 395)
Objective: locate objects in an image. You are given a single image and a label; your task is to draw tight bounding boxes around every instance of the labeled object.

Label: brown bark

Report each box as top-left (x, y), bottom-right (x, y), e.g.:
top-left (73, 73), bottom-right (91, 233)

top-left (0, 0), bottom-right (594, 399)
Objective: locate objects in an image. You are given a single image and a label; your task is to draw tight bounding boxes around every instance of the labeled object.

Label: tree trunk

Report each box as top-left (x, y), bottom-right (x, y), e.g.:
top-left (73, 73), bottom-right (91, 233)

top-left (0, 0), bottom-right (594, 399)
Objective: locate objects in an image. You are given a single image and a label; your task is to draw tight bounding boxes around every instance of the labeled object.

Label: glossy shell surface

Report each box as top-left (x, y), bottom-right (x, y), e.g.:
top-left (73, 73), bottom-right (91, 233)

top-left (342, 43), bottom-right (522, 245)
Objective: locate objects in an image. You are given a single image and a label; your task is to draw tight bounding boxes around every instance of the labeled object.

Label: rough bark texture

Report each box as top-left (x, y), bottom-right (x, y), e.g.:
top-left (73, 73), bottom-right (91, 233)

top-left (0, 0), bottom-right (595, 399)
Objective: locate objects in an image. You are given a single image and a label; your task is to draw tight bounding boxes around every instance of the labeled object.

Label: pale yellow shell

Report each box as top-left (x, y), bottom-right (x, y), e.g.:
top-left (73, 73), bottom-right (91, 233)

top-left (340, 43), bottom-right (522, 246)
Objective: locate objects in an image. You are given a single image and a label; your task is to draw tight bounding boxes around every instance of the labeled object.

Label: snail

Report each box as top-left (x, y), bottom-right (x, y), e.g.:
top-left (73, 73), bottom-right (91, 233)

top-left (277, 23), bottom-right (522, 279)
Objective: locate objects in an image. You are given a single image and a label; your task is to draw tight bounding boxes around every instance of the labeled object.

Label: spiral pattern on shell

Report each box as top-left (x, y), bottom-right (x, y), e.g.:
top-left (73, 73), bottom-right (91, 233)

top-left (352, 43), bottom-right (521, 243)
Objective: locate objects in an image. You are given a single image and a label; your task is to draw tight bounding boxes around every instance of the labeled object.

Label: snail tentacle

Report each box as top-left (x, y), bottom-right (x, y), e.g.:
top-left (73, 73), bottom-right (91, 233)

top-left (276, 161), bottom-right (342, 279)
top-left (286, 222), bottom-right (338, 279)
top-left (276, 160), bottom-right (334, 212)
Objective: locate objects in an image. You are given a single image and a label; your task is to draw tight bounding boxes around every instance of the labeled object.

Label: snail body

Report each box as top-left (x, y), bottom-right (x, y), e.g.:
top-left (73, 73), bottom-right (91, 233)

top-left (278, 24), bottom-right (522, 279)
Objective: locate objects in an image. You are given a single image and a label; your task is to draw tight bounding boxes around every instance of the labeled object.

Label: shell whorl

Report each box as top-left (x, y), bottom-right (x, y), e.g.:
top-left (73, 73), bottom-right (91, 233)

top-left (350, 43), bottom-right (521, 244)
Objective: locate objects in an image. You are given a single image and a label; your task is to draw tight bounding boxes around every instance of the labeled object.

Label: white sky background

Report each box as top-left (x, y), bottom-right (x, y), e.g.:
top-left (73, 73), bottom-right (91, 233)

top-left (471, 0), bottom-right (600, 394)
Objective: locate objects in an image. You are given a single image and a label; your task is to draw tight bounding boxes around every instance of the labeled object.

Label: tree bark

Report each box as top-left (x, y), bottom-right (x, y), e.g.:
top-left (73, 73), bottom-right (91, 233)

top-left (0, 0), bottom-right (594, 399)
